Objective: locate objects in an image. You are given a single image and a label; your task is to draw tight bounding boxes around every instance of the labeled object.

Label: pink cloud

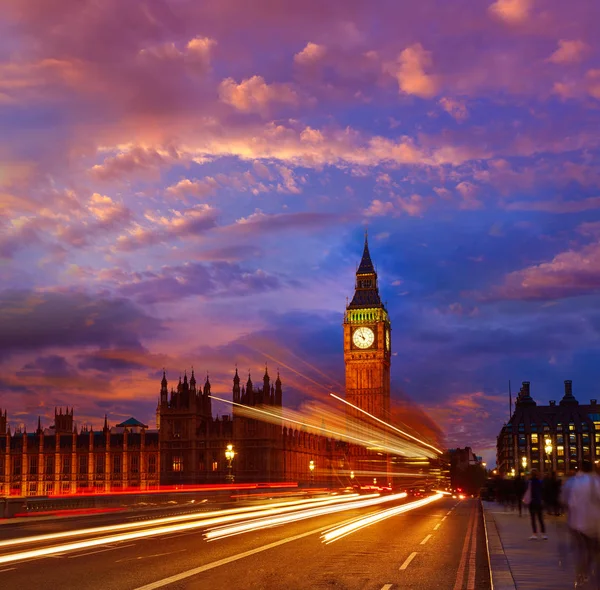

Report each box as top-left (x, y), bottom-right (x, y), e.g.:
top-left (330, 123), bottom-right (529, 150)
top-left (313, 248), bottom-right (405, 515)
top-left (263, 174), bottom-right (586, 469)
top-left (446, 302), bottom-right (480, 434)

top-left (294, 42), bottom-right (327, 65)
top-left (439, 97), bottom-right (469, 121)
top-left (219, 76), bottom-right (300, 115)
top-left (492, 238), bottom-right (600, 300)
top-left (166, 178), bottom-right (219, 199)
top-left (547, 39), bottom-right (589, 64)
top-left (386, 43), bottom-right (438, 99)
top-left (488, 0), bottom-right (533, 24)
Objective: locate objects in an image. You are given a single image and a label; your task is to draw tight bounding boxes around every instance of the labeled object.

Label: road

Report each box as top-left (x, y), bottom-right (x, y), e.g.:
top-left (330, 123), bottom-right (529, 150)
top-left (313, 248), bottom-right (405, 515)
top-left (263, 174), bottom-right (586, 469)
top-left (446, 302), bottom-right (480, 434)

top-left (0, 495), bottom-right (490, 590)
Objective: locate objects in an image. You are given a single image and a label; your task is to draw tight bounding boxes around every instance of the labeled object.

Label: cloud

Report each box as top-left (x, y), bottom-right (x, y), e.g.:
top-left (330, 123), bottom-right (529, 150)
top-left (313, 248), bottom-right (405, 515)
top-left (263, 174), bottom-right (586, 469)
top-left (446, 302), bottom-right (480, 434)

top-left (386, 43), bottom-right (438, 98)
top-left (439, 97), bottom-right (468, 121)
top-left (115, 204), bottom-right (218, 252)
top-left (506, 196), bottom-right (600, 213)
top-left (0, 289), bottom-right (161, 360)
top-left (165, 178), bottom-right (219, 199)
top-left (90, 147), bottom-right (180, 182)
top-left (219, 76), bottom-right (300, 115)
top-left (491, 239), bottom-right (600, 300)
top-left (118, 261), bottom-right (284, 304)
top-left (547, 40), bottom-right (588, 65)
top-left (294, 42), bottom-right (327, 65)
top-left (488, 0), bottom-right (533, 24)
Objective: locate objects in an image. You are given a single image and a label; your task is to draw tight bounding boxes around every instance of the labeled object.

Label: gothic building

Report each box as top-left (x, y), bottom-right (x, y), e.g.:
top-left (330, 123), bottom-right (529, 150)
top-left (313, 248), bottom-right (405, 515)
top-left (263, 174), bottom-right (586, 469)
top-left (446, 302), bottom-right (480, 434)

top-left (0, 408), bottom-right (160, 497)
top-left (497, 380), bottom-right (600, 476)
top-left (1, 235), bottom-right (398, 495)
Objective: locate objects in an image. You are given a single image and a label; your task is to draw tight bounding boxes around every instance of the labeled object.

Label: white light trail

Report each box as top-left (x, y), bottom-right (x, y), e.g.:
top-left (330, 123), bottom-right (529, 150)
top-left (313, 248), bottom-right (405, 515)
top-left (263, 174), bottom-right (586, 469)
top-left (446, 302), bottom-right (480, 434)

top-left (0, 493), bottom-right (359, 550)
top-left (330, 393), bottom-right (444, 455)
top-left (0, 494), bottom-right (377, 564)
top-left (204, 492), bottom-right (408, 541)
top-left (321, 493), bottom-right (444, 544)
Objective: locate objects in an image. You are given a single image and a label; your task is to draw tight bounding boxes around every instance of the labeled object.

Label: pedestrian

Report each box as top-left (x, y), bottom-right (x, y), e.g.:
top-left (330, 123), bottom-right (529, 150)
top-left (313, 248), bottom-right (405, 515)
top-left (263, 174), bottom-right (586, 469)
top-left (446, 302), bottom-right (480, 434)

top-left (523, 469), bottom-right (547, 540)
top-left (561, 461), bottom-right (600, 587)
top-left (514, 472), bottom-right (527, 517)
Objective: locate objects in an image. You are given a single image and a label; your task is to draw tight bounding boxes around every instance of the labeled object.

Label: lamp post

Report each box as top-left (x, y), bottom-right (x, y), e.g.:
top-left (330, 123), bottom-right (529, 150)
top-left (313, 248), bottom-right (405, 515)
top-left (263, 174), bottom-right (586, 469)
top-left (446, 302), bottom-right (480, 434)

top-left (225, 444), bottom-right (235, 484)
top-left (350, 470), bottom-right (355, 482)
top-left (309, 459), bottom-right (315, 486)
top-left (521, 456), bottom-right (527, 472)
top-left (544, 438), bottom-right (553, 473)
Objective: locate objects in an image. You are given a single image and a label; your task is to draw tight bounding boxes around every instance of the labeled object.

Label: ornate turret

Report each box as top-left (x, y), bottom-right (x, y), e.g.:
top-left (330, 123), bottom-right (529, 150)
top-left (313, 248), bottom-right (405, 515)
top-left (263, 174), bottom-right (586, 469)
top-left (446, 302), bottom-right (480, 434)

top-left (0, 409), bottom-right (6, 435)
top-left (160, 370), bottom-right (168, 405)
top-left (203, 374), bottom-right (212, 417)
top-left (560, 379), bottom-right (578, 405)
top-left (233, 367), bottom-right (241, 403)
top-left (190, 369), bottom-right (196, 392)
top-left (54, 407), bottom-right (74, 433)
top-left (36, 416), bottom-right (42, 435)
top-left (103, 414), bottom-right (109, 433)
top-left (247, 372), bottom-right (254, 406)
top-left (348, 231), bottom-right (383, 309)
top-left (262, 364), bottom-right (270, 405)
top-left (275, 370), bottom-right (282, 406)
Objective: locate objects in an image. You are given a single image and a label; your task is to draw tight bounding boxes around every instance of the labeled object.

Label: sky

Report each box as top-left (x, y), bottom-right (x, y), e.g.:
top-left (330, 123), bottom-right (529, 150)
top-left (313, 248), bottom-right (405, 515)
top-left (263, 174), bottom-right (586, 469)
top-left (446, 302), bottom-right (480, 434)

top-left (1, 0), bottom-right (600, 464)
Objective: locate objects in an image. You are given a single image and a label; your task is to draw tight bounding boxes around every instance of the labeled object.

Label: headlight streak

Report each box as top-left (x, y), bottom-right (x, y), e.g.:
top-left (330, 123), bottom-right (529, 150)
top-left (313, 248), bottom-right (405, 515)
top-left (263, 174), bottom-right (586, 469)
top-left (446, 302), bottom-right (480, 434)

top-left (329, 393), bottom-right (444, 455)
top-left (0, 493), bottom-right (364, 553)
top-left (209, 395), bottom-right (433, 458)
top-left (320, 493), bottom-right (444, 544)
top-left (204, 492), bottom-right (408, 541)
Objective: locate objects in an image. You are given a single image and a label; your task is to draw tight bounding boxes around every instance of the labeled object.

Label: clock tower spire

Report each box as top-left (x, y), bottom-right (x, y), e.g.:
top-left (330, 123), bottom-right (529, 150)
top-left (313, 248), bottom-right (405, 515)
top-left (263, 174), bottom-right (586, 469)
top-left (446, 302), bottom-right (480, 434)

top-left (343, 232), bottom-right (391, 420)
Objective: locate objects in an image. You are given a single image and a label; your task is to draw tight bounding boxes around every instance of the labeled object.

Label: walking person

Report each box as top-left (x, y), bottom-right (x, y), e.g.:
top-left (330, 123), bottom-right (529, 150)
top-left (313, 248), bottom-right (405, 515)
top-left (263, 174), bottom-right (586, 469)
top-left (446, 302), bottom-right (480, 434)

top-left (523, 469), bottom-right (547, 540)
top-left (562, 461), bottom-right (600, 588)
top-left (515, 472), bottom-right (527, 517)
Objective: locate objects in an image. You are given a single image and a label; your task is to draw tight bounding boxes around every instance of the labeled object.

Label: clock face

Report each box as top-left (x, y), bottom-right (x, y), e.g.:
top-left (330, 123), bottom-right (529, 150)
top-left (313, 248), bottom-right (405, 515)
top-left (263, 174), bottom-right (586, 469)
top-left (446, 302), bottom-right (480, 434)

top-left (385, 330), bottom-right (390, 351)
top-left (353, 326), bottom-right (375, 349)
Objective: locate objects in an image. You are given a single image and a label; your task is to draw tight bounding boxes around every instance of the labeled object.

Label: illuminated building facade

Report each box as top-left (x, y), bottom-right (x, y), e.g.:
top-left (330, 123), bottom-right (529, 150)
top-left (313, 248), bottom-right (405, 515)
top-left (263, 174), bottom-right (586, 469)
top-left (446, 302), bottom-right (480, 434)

top-left (343, 233), bottom-right (392, 420)
top-left (0, 409), bottom-right (160, 497)
top-left (496, 380), bottom-right (600, 477)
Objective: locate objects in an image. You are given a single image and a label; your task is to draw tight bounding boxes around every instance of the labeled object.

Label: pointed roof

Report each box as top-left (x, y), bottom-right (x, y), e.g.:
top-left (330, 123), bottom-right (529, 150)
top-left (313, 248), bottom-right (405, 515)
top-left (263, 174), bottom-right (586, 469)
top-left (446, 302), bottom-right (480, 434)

top-left (357, 231), bottom-right (375, 275)
top-left (116, 417), bottom-right (148, 428)
top-left (348, 231), bottom-right (383, 309)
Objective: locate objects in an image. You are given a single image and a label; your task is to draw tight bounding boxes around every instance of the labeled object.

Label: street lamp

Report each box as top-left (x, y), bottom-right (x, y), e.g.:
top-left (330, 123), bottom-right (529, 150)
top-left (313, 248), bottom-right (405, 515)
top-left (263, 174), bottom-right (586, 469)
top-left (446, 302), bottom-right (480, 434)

top-left (521, 456), bottom-right (527, 471)
top-left (545, 438), bottom-right (553, 471)
top-left (225, 444), bottom-right (235, 483)
top-left (309, 459), bottom-right (315, 486)
top-left (350, 470), bottom-right (354, 481)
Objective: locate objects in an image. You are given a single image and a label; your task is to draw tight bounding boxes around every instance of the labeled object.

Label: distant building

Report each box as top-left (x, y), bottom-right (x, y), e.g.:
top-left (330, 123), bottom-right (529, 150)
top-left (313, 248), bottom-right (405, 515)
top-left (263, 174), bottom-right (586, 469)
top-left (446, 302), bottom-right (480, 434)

top-left (0, 409), bottom-right (160, 497)
top-left (496, 380), bottom-right (600, 476)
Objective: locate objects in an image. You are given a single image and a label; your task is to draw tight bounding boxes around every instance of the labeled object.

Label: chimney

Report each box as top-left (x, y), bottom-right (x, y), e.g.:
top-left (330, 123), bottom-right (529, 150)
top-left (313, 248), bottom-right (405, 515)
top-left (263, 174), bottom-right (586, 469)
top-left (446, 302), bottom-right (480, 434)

top-left (565, 380), bottom-right (573, 397)
top-left (522, 381), bottom-right (530, 397)
top-left (592, 399), bottom-right (597, 406)
top-left (549, 400), bottom-right (556, 406)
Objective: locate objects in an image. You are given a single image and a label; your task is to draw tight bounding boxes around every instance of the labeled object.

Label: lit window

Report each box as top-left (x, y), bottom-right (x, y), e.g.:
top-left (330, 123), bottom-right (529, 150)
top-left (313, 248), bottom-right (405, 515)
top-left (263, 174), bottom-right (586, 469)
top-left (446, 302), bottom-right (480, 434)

top-left (531, 434), bottom-right (538, 444)
top-left (212, 461), bottom-right (218, 471)
top-left (557, 446), bottom-right (565, 456)
top-left (172, 457), bottom-right (183, 472)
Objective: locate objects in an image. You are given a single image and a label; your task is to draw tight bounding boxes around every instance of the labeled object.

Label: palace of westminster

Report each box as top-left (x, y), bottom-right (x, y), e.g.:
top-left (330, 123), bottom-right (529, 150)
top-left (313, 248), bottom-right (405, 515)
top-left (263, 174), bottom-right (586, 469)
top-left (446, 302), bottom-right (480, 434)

top-left (0, 236), bottom-right (394, 496)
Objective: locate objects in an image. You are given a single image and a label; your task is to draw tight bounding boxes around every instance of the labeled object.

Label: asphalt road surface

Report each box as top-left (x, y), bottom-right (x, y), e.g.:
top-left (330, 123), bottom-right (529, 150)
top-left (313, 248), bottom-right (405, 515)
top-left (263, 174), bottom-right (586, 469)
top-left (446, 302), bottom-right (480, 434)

top-left (0, 496), bottom-right (490, 590)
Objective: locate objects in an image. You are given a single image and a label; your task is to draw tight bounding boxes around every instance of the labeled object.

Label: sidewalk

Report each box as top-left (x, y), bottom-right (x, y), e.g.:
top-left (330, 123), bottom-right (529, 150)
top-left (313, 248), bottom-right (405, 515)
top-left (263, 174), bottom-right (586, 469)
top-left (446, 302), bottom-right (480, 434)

top-left (482, 501), bottom-right (575, 590)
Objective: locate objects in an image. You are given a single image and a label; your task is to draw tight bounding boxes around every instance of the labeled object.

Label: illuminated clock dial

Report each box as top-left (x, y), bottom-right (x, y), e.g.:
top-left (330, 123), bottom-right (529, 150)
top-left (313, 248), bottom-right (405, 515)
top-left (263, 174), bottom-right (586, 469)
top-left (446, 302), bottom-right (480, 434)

top-left (353, 326), bottom-right (375, 349)
top-left (386, 329), bottom-right (390, 351)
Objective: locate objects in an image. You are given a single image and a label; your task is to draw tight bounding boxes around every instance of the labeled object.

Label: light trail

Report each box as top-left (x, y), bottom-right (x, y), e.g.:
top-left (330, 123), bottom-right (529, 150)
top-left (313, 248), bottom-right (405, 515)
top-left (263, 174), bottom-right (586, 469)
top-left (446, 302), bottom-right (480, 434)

top-left (209, 395), bottom-right (430, 458)
top-left (330, 393), bottom-right (444, 455)
top-left (321, 493), bottom-right (444, 544)
top-left (0, 493), bottom-right (362, 550)
top-left (204, 492), bottom-right (408, 541)
top-left (0, 493), bottom-right (379, 565)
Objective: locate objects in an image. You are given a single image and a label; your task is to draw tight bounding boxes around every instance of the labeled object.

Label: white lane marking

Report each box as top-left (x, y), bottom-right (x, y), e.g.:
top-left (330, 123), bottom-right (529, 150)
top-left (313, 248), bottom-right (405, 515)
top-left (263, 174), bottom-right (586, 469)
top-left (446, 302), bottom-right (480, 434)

top-left (441, 516), bottom-right (447, 522)
top-left (133, 524), bottom-right (327, 590)
top-left (446, 511), bottom-right (452, 515)
top-left (399, 552), bottom-right (418, 570)
top-left (117, 549), bottom-right (187, 563)
top-left (381, 585), bottom-right (393, 590)
top-left (68, 545), bottom-right (127, 559)
top-left (434, 523), bottom-right (441, 530)
top-left (0, 568), bottom-right (16, 573)
top-left (420, 534), bottom-right (432, 545)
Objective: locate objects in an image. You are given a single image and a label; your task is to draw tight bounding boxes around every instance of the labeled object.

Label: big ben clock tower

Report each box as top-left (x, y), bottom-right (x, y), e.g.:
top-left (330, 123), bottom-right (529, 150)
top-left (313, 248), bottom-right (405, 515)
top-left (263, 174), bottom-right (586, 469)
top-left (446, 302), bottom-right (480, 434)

top-left (343, 233), bottom-right (391, 420)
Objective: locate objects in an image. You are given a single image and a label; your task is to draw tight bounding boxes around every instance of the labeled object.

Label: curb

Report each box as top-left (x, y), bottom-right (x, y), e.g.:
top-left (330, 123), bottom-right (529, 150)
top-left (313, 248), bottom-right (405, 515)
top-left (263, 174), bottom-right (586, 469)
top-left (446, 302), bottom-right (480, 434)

top-left (481, 504), bottom-right (517, 590)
